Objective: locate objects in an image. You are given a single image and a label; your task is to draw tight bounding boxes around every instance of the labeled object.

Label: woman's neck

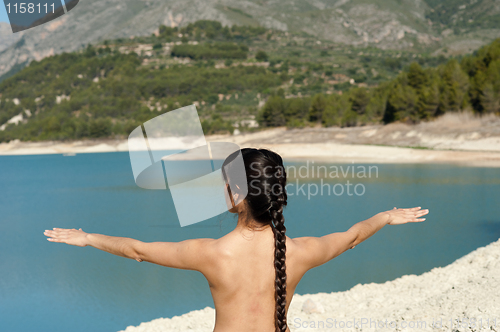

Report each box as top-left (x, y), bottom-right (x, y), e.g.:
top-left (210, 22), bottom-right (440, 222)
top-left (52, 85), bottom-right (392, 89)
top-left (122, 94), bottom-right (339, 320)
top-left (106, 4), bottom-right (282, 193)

top-left (234, 209), bottom-right (273, 234)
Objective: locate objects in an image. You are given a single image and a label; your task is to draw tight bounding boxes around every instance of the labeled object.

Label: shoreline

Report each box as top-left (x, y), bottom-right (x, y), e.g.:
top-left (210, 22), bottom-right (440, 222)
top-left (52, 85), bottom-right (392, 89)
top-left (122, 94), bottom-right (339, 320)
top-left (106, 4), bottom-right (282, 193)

top-left (2, 111), bottom-right (500, 166)
top-left (119, 238), bottom-right (500, 332)
top-left (1, 128), bottom-right (500, 167)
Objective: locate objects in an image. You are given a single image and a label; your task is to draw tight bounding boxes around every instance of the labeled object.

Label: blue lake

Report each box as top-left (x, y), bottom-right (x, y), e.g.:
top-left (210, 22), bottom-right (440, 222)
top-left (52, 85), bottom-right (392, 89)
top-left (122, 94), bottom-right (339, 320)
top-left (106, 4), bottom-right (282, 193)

top-left (0, 152), bottom-right (499, 332)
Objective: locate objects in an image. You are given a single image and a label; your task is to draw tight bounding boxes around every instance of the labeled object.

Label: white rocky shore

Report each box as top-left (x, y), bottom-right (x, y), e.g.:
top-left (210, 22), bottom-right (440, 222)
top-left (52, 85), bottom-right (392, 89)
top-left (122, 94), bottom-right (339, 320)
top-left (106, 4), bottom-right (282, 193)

top-left (119, 238), bottom-right (500, 332)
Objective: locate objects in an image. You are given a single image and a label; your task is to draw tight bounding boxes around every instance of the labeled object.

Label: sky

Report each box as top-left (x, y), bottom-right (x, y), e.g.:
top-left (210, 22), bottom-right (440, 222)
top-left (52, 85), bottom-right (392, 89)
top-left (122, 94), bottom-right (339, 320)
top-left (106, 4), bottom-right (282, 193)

top-left (1, 3), bottom-right (9, 23)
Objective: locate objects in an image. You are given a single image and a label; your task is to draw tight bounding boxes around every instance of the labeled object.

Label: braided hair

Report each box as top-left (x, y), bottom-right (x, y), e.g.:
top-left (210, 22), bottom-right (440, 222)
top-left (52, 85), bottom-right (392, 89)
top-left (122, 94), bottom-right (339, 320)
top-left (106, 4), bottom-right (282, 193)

top-left (222, 148), bottom-right (288, 332)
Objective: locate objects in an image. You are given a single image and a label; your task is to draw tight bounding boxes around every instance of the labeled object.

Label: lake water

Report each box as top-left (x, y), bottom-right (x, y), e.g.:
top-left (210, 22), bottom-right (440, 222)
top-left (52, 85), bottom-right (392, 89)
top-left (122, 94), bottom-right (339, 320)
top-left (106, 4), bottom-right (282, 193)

top-left (1, 152), bottom-right (499, 332)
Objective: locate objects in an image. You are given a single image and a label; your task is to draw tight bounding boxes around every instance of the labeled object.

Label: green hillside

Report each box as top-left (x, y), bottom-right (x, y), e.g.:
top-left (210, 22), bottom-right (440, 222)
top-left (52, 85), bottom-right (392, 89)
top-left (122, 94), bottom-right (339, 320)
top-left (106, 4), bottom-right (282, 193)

top-left (0, 21), bottom-right (498, 143)
top-left (424, 0), bottom-right (500, 33)
top-left (259, 38), bottom-right (500, 128)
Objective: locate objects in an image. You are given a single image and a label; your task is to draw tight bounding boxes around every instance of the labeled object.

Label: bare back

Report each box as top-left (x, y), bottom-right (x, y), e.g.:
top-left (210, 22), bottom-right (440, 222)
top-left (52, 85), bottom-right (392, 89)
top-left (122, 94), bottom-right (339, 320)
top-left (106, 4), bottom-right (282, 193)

top-left (200, 226), bottom-right (308, 332)
top-left (45, 205), bottom-right (426, 331)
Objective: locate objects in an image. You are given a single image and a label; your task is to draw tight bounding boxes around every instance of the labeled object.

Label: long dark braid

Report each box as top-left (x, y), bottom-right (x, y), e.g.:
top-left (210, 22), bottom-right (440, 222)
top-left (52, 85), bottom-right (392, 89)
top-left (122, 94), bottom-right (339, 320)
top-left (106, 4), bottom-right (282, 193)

top-left (269, 169), bottom-right (287, 332)
top-left (222, 148), bottom-right (288, 332)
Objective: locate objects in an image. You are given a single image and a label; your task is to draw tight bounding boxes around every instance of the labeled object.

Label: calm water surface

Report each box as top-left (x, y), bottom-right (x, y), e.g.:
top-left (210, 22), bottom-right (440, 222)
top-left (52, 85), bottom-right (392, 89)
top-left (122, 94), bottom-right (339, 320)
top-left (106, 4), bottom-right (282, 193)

top-left (0, 152), bottom-right (499, 332)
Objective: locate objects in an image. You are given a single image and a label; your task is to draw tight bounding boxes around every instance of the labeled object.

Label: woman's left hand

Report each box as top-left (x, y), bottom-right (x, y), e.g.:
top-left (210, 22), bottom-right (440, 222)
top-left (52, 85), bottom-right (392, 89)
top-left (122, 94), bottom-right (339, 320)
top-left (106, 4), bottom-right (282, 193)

top-left (44, 228), bottom-right (89, 247)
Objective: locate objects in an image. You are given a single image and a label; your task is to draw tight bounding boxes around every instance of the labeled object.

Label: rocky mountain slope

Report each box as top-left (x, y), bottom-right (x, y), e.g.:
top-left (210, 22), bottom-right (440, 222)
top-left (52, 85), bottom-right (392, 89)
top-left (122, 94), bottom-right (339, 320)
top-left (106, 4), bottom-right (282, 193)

top-left (0, 22), bottom-right (21, 53)
top-left (0, 0), bottom-right (499, 78)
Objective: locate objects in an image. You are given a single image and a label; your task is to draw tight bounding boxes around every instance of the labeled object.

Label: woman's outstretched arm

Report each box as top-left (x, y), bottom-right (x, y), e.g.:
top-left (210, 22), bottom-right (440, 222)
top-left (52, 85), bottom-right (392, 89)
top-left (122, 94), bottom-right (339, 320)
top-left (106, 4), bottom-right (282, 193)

top-left (43, 228), bottom-right (215, 271)
top-left (292, 207), bottom-right (429, 271)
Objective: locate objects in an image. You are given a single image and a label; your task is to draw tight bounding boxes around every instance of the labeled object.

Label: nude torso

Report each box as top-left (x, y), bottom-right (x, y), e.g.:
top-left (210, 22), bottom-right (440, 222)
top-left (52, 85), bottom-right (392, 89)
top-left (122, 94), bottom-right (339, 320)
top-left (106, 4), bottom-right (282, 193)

top-left (200, 226), bottom-right (306, 332)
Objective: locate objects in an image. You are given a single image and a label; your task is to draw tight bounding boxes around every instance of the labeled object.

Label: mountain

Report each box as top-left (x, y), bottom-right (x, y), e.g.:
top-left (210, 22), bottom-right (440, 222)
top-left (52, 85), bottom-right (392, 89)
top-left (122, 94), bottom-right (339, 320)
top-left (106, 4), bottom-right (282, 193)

top-left (0, 22), bottom-right (22, 53)
top-left (0, 0), bottom-right (499, 78)
top-left (0, 13), bottom-right (498, 143)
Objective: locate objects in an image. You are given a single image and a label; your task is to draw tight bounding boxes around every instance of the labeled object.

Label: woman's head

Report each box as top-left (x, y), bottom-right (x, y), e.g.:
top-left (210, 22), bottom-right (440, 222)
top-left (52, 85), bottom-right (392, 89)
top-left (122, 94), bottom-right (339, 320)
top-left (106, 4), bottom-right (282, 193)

top-left (222, 148), bottom-right (288, 332)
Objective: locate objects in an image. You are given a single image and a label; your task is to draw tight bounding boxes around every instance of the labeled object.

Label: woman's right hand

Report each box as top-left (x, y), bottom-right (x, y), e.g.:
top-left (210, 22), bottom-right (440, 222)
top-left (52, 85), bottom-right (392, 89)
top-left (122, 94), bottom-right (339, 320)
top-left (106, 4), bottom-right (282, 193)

top-left (44, 228), bottom-right (89, 247)
top-left (384, 207), bottom-right (429, 225)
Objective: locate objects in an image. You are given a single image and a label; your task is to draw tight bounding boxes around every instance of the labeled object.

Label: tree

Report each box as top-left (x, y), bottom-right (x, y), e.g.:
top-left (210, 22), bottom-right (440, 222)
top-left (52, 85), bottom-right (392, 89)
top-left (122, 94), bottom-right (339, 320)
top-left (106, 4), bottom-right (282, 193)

top-left (45, 116), bottom-right (61, 134)
top-left (258, 96), bottom-right (286, 127)
top-left (480, 83), bottom-right (500, 113)
top-left (255, 50), bottom-right (269, 62)
top-left (75, 119), bottom-right (89, 138)
top-left (309, 94), bottom-right (327, 122)
top-left (407, 62), bottom-right (427, 90)
top-left (89, 118), bottom-right (112, 138)
top-left (439, 59), bottom-right (470, 112)
top-left (383, 82), bottom-right (418, 123)
top-left (417, 79), bottom-right (440, 119)
top-left (365, 85), bottom-right (390, 121)
top-left (285, 97), bottom-right (310, 122)
top-left (349, 88), bottom-right (370, 115)
top-left (341, 109), bottom-right (358, 127)
top-left (322, 94), bottom-right (352, 127)
top-left (479, 58), bottom-right (500, 113)
top-left (202, 114), bottom-right (234, 135)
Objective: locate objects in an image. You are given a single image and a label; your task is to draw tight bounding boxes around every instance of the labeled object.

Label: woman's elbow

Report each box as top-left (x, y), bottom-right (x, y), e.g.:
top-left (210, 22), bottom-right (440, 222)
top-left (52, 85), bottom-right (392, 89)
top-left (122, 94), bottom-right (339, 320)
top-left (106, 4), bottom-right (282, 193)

top-left (351, 237), bottom-right (360, 248)
top-left (127, 242), bottom-right (144, 262)
top-left (345, 229), bottom-right (360, 249)
top-left (131, 250), bottom-right (144, 262)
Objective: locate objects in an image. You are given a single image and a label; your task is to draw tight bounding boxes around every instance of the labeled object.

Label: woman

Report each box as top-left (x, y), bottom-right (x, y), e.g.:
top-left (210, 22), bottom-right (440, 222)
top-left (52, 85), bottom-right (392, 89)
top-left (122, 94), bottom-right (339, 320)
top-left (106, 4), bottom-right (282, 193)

top-left (44, 148), bottom-right (429, 332)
